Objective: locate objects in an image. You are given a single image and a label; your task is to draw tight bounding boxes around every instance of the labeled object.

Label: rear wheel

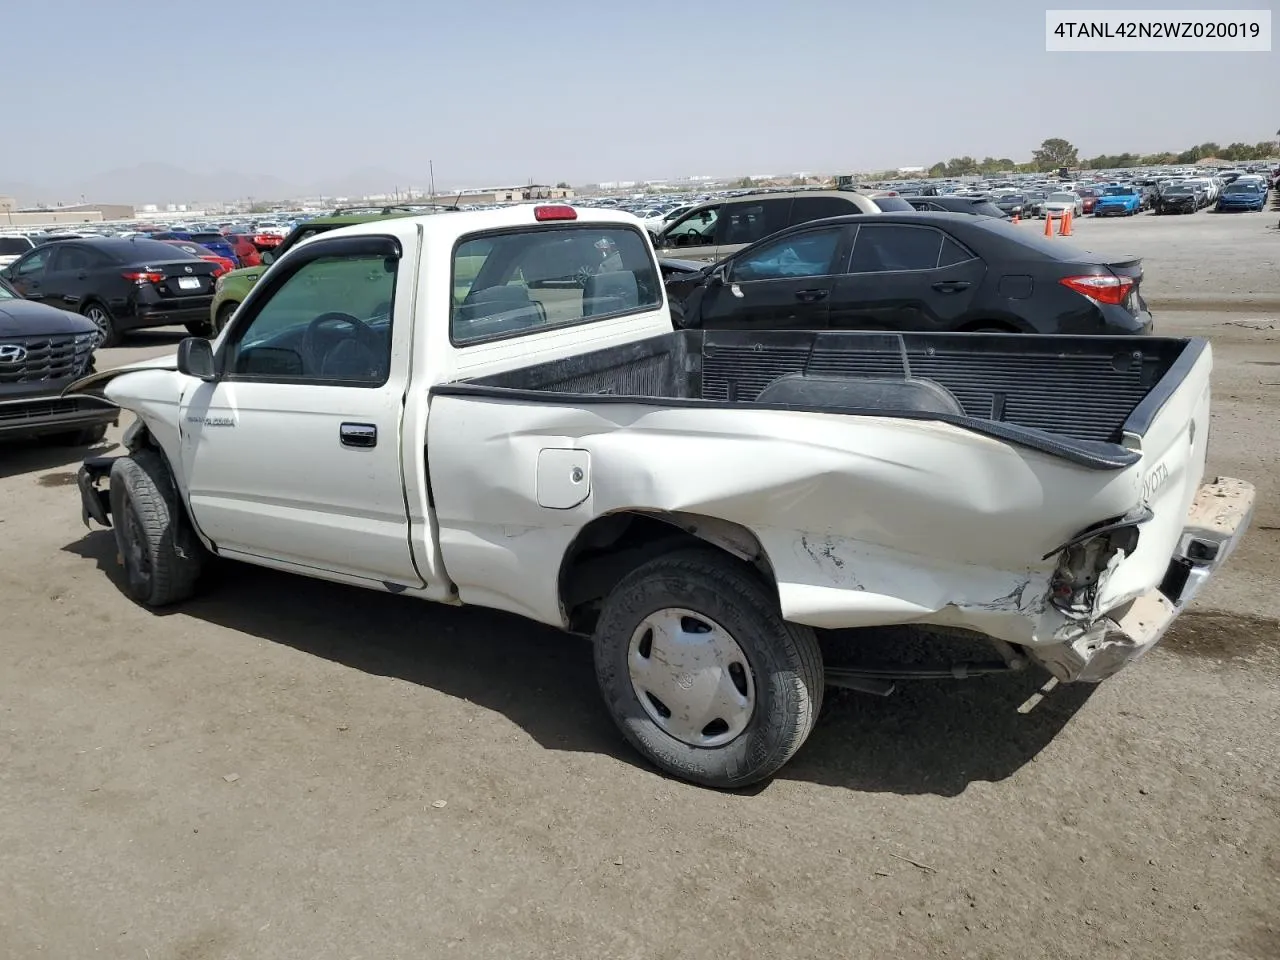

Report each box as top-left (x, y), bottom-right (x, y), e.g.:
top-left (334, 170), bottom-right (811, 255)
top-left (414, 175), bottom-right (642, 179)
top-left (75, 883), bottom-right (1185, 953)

top-left (109, 450), bottom-right (205, 607)
top-left (81, 301), bottom-right (119, 348)
top-left (593, 549), bottom-right (824, 788)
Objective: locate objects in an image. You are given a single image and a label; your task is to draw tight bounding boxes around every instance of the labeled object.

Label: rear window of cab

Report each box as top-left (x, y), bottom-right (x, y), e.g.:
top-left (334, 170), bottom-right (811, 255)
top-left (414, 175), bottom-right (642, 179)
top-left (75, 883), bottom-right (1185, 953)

top-left (451, 225), bottom-right (661, 345)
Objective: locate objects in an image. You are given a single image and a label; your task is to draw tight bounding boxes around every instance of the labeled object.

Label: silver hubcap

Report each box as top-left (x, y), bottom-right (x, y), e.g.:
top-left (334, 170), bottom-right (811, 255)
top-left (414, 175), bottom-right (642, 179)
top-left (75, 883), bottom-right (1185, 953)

top-left (86, 308), bottom-right (108, 335)
top-left (627, 608), bottom-right (756, 748)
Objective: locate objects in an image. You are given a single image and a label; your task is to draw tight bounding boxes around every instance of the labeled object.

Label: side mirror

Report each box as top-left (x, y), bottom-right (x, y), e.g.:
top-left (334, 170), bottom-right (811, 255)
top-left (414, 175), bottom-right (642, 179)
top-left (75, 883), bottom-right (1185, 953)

top-left (260, 249), bottom-right (275, 266)
top-left (177, 337), bottom-right (218, 381)
top-left (709, 263), bottom-right (728, 286)
top-left (0, 266), bottom-right (10, 280)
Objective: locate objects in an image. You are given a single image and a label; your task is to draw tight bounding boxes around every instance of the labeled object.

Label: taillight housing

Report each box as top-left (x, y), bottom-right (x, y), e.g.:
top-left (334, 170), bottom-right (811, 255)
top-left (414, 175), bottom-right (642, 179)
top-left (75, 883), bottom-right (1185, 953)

top-left (122, 270), bottom-right (165, 285)
top-left (1059, 274), bottom-right (1134, 306)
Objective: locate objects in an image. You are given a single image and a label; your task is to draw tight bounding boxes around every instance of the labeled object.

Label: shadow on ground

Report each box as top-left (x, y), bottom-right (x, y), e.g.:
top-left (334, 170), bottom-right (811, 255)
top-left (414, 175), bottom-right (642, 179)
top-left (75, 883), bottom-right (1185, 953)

top-left (0, 439), bottom-right (118, 482)
top-left (67, 530), bottom-right (1108, 797)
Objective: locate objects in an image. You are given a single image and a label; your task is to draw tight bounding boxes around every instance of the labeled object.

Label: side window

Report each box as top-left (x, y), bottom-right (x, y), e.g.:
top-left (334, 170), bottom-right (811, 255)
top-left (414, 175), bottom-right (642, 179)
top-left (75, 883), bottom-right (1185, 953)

top-left (847, 225), bottom-right (944, 273)
top-left (227, 252), bottom-right (397, 384)
top-left (789, 196), bottom-right (855, 226)
top-left (661, 206), bottom-right (720, 248)
top-left (452, 226), bottom-right (661, 345)
top-left (51, 245), bottom-right (92, 271)
top-left (937, 235), bottom-right (976, 268)
top-left (717, 199), bottom-right (792, 246)
top-left (14, 248), bottom-right (50, 276)
top-left (730, 227), bottom-right (844, 282)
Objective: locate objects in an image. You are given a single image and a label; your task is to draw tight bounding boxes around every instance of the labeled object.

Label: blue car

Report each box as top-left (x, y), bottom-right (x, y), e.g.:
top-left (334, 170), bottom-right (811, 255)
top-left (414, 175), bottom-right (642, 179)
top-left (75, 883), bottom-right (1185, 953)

top-left (1093, 186), bottom-right (1142, 217)
top-left (1216, 181), bottom-right (1267, 212)
top-left (151, 231), bottom-right (238, 263)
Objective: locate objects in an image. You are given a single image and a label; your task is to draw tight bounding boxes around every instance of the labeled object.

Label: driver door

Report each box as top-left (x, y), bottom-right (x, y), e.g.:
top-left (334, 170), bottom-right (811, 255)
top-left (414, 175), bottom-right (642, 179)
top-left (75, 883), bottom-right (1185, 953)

top-left (177, 234), bottom-right (423, 589)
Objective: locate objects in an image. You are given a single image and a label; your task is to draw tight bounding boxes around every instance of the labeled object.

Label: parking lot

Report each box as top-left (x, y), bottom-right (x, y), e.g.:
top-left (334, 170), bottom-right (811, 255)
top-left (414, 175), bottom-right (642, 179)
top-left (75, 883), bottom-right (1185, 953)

top-left (1, 209), bottom-right (1278, 960)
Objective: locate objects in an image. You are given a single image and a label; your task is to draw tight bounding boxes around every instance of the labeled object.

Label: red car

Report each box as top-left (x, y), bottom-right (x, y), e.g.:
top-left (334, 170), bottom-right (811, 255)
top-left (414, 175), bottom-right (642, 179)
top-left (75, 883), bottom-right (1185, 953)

top-left (1076, 187), bottom-right (1100, 214)
top-left (157, 240), bottom-right (236, 277)
top-left (224, 233), bottom-right (263, 268)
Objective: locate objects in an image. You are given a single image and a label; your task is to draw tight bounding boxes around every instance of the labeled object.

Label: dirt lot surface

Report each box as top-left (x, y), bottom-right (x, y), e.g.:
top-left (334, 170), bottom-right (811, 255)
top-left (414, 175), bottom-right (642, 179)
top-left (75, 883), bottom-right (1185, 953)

top-left (2, 210), bottom-right (1278, 960)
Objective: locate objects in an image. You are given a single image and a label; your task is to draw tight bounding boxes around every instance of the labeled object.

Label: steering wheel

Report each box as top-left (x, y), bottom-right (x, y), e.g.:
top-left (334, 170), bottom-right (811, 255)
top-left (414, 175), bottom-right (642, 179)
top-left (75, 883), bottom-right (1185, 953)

top-left (301, 312), bottom-right (380, 375)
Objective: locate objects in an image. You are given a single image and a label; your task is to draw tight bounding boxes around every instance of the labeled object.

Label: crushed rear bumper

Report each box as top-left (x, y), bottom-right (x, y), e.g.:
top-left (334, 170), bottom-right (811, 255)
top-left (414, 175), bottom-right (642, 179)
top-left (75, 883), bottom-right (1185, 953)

top-left (1030, 477), bottom-right (1255, 683)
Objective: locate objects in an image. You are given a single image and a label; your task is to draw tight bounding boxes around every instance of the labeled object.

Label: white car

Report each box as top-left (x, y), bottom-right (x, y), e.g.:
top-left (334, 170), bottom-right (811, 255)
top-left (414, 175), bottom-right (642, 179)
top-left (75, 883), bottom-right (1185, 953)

top-left (69, 202), bottom-right (1255, 789)
top-left (0, 234), bottom-right (38, 267)
top-left (643, 204), bottom-right (695, 236)
top-left (1044, 191), bottom-right (1084, 217)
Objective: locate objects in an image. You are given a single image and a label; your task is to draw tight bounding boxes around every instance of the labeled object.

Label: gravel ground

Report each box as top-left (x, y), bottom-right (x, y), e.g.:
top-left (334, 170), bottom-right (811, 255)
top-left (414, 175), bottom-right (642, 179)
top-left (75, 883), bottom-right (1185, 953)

top-left (1, 208), bottom-right (1278, 960)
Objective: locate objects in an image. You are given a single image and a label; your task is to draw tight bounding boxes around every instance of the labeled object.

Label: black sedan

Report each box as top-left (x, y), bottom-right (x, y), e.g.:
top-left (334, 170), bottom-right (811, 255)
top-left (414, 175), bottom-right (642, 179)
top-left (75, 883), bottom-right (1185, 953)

top-left (664, 212), bottom-right (1152, 337)
top-left (994, 194), bottom-right (1028, 218)
top-left (0, 237), bottom-right (219, 346)
top-left (904, 195), bottom-right (1008, 218)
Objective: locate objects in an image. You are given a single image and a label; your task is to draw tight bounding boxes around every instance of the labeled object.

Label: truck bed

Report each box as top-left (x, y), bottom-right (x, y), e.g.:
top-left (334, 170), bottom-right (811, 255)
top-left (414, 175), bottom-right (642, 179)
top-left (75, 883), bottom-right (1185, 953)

top-left (434, 330), bottom-right (1204, 470)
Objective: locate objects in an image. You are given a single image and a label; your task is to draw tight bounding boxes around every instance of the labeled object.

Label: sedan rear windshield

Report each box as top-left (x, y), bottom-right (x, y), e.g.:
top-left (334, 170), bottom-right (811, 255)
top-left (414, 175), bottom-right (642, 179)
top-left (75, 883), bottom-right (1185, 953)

top-left (114, 239), bottom-right (203, 262)
top-left (0, 237), bottom-right (34, 255)
top-left (970, 201), bottom-right (1006, 218)
top-left (871, 197), bottom-right (915, 212)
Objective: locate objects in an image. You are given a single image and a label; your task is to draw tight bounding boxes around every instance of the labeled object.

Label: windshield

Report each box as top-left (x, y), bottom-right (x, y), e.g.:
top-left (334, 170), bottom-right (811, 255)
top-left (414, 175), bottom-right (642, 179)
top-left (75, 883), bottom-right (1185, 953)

top-left (1166, 186), bottom-right (1192, 195)
top-left (1002, 195), bottom-right (1026, 203)
top-left (1048, 193), bottom-right (1075, 202)
top-left (1226, 183), bottom-right (1258, 193)
top-left (1103, 186), bottom-right (1132, 196)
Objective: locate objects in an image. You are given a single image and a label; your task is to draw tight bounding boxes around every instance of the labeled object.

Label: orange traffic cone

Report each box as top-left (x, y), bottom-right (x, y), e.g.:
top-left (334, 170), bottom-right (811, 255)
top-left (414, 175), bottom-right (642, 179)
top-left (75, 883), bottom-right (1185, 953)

top-left (1044, 213), bottom-right (1054, 237)
top-left (1059, 209), bottom-right (1073, 236)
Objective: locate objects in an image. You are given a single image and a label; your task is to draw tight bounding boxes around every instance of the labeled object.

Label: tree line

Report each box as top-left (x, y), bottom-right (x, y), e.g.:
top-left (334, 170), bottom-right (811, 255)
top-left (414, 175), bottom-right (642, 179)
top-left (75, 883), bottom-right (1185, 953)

top-left (872, 137), bottom-right (1278, 180)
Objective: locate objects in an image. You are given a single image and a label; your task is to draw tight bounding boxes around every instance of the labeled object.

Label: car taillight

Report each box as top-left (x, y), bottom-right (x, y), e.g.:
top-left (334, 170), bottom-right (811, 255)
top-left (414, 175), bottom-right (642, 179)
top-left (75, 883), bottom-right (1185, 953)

top-left (1059, 274), bottom-right (1134, 305)
top-left (122, 271), bottom-right (165, 284)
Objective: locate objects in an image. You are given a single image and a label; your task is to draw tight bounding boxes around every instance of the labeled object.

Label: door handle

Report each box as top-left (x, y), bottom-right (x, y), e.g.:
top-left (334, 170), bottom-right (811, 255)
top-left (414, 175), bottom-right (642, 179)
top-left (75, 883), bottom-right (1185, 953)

top-left (340, 422), bottom-right (377, 448)
top-left (931, 281), bottom-right (971, 293)
top-left (795, 289), bottom-right (829, 302)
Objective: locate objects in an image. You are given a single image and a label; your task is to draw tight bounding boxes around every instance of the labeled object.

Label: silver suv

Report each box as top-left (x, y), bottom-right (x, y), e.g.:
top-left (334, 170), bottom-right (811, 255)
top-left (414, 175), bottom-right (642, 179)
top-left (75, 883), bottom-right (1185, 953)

top-left (650, 190), bottom-right (887, 262)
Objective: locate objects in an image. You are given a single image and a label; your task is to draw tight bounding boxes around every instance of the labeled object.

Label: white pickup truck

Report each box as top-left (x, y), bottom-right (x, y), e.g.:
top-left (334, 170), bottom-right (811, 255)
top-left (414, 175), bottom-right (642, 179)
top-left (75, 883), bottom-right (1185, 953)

top-left (70, 203), bottom-right (1254, 788)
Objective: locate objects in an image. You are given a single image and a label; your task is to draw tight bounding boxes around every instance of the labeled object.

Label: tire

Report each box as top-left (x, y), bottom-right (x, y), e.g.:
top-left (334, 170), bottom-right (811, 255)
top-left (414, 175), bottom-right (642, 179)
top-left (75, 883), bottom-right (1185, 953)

top-left (213, 301), bottom-right (238, 335)
top-left (43, 423), bottom-right (109, 447)
top-left (108, 450), bottom-right (205, 607)
top-left (185, 320), bottom-right (214, 337)
top-left (593, 548), bottom-right (823, 788)
top-left (81, 301), bottom-right (120, 348)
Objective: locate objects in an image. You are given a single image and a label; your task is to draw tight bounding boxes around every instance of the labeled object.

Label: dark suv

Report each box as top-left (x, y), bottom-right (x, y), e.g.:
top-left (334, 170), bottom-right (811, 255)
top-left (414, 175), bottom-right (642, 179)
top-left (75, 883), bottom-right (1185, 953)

top-left (0, 277), bottom-right (118, 445)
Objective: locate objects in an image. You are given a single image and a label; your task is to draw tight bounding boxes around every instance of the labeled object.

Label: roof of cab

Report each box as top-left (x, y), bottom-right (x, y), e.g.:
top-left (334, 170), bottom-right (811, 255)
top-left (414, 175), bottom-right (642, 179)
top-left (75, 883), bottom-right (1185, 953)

top-left (296, 203), bottom-right (649, 249)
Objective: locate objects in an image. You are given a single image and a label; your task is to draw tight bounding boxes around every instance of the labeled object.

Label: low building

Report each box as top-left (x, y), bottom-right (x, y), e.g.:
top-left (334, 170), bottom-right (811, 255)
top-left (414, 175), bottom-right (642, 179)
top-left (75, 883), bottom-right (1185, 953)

top-left (435, 184), bottom-right (574, 206)
top-left (1, 201), bottom-right (135, 228)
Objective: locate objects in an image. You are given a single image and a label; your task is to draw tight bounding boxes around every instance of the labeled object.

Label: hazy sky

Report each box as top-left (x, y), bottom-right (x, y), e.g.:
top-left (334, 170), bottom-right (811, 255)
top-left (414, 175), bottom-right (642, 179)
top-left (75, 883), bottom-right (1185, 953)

top-left (6, 0), bottom-right (1277, 189)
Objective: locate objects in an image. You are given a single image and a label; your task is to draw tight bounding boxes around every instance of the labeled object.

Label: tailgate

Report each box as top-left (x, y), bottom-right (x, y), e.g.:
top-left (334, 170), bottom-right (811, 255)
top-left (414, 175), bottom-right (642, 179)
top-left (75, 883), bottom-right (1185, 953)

top-left (1092, 340), bottom-right (1213, 611)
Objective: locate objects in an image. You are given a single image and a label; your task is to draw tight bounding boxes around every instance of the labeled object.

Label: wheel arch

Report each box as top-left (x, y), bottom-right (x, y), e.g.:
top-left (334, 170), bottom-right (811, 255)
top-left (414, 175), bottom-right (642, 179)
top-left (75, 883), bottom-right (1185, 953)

top-left (122, 420), bottom-right (216, 553)
top-left (557, 509), bottom-right (778, 634)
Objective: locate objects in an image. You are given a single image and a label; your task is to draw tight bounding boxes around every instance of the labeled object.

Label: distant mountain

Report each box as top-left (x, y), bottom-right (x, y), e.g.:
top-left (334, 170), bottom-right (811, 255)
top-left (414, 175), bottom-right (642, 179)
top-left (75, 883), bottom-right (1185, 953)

top-left (3, 163), bottom-right (425, 207)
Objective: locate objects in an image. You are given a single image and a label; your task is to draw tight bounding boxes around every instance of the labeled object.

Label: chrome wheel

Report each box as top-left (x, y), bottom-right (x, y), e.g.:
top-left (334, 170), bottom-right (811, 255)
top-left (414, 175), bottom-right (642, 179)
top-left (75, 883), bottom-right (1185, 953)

top-left (627, 607), bottom-right (755, 748)
top-left (85, 305), bottom-right (110, 338)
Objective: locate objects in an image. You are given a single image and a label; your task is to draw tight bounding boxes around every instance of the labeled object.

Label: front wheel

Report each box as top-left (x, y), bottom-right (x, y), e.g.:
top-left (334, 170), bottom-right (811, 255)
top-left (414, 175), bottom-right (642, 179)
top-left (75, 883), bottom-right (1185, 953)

top-left (213, 301), bottom-right (238, 335)
top-left (108, 450), bottom-right (206, 607)
top-left (81, 301), bottom-right (119, 348)
top-left (593, 549), bottom-right (824, 788)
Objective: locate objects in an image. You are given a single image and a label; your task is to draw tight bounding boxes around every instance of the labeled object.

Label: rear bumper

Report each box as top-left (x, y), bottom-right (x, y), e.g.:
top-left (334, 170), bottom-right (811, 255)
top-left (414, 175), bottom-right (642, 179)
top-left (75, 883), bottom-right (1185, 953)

top-left (1030, 477), bottom-right (1255, 683)
top-left (0, 394), bottom-right (119, 440)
